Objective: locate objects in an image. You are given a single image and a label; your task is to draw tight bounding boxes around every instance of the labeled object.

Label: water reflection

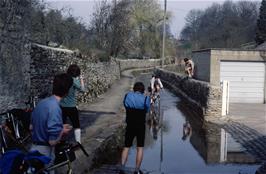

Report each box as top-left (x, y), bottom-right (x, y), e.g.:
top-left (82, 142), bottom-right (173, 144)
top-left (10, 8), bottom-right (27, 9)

top-left (182, 121), bottom-right (192, 141)
top-left (178, 102), bottom-right (259, 165)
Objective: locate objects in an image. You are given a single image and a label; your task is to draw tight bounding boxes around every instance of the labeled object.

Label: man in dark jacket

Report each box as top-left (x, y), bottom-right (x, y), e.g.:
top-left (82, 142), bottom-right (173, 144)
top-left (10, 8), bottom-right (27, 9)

top-left (120, 82), bottom-right (150, 174)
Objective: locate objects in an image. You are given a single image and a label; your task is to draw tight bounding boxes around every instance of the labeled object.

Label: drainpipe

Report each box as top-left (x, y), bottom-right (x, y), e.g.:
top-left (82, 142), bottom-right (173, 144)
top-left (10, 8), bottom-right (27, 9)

top-left (260, 51), bottom-right (266, 104)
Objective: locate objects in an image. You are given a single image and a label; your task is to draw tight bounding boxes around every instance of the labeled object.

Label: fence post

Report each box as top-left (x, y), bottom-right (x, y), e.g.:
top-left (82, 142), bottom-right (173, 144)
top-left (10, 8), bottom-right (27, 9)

top-left (221, 80), bottom-right (229, 116)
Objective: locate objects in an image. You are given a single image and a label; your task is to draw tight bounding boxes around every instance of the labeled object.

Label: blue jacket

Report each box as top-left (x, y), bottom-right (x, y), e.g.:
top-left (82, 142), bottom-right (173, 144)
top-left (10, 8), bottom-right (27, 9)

top-left (123, 91), bottom-right (150, 111)
top-left (123, 91), bottom-right (150, 124)
top-left (31, 96), bottom-right (63, 144)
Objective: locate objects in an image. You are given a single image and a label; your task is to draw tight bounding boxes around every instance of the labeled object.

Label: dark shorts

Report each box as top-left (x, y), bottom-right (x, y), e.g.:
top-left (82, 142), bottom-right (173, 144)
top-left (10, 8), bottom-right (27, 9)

top-left (125, 124), bottom-right (145, 147)
top-left (61, 107), bottom-right (80, 128)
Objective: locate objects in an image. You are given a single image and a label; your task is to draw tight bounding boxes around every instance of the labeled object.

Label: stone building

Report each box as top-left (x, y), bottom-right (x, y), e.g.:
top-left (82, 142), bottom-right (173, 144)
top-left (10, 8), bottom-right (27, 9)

top-left (192, 49), bottom-right (266, 104)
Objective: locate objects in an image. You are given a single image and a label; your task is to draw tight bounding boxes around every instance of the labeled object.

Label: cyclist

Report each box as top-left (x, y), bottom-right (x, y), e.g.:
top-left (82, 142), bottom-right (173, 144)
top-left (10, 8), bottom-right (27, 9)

top-left (30, 73), bottom-right (73, 174)
top-left (150, 75), bottom-right (163, 104)
top-left (150, 75), bottom-right (163, 93)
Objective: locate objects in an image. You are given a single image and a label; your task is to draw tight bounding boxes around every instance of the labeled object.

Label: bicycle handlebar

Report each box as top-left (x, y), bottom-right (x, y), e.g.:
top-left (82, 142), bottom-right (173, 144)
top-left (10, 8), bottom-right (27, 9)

top-left (66, 142), bottom-right (89, 157)
top-left (73, 142), bottom-right (89, 157)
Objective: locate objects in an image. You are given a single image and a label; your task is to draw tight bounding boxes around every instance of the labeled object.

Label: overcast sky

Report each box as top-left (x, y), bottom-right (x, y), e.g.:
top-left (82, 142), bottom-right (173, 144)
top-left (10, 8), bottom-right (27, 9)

top-left (45, 0), bottom-right (259, 38)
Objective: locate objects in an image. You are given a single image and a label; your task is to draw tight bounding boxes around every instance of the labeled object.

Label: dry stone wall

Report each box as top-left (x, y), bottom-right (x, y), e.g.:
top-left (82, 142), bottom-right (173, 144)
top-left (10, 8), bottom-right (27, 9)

top-left (155, 68), bottom-right (222, 121)
top-left (116, 58), bottom-right (161, 71)
top-left (0, 0), bottom-right (31, 113)
top-left (30, 44), bottom-right (120, 103)
top-left (0, 0), bottom-right (163, 113)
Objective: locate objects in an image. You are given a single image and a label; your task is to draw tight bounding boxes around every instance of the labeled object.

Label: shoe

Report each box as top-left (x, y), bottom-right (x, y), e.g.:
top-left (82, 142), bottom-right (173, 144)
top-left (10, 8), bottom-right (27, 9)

top-left (133, 170), bottom-right (143, 174)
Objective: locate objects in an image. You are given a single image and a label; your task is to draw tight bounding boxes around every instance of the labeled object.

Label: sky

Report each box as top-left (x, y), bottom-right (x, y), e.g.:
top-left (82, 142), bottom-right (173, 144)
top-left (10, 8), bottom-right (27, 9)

top-left (45, 0), bottom-right (259, 38)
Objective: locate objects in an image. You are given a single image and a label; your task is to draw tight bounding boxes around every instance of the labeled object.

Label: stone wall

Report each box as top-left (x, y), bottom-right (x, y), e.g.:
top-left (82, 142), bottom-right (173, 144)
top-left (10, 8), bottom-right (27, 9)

top-left (155, 68), bottom-right (222, 121)
top-left (0, 0), bottom-right (31, 113)
top-left (116, 58), bottom-right (161, 71)
top-left (31, 44), bottom-right (120, 103)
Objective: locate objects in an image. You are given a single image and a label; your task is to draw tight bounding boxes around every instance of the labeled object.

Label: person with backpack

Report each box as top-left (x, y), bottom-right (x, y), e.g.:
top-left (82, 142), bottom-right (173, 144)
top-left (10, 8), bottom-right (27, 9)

top-left (119, 82), bottom-right (150, 174)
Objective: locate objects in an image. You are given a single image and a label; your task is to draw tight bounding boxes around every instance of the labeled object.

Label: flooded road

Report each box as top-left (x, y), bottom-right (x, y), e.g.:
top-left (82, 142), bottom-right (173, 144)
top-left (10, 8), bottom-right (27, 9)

top-left (94, 73), bottom-right (261, 174)
top-left (123, 73), bottom-right (260, 174)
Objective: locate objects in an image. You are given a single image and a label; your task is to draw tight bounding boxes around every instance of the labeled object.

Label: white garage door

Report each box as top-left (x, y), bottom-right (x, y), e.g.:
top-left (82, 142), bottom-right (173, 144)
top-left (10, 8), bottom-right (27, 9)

top-left (220, 61), bottom-right (265, 103)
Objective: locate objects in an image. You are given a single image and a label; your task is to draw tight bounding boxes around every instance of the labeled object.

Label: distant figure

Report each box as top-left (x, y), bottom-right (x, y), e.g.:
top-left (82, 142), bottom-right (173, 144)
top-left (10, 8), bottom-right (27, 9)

top-left (182, 121), bottom-right (192, 141)
top-left (150, 75), bottom-right (163, 94)
top-left (184, 58), bottom-right (194, 78)
top-left (60, 64), bottom-right (85, 143)
top-left (150, 75), bottom-right (156, 92)
top-left (120, 82), bottom-right (150, 174)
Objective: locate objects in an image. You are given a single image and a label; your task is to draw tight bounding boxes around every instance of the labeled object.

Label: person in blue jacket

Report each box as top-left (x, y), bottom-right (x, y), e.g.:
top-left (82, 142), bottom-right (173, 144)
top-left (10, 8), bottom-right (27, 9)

top-left (120, 82), bottom-right (150, 174)
top-left (30, 73), bottom-right (73, 174)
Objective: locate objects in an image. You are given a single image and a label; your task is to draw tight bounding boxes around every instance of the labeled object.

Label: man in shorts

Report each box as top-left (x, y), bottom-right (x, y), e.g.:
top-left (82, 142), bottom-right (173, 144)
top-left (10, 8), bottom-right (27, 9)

top-left (120, 82), bottom-right (150, 174)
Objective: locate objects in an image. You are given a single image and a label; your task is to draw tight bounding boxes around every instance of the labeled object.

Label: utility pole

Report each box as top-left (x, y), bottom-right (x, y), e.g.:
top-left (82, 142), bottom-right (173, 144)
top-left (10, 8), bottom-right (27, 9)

top-left (161, 0), bottom-right (167, 67)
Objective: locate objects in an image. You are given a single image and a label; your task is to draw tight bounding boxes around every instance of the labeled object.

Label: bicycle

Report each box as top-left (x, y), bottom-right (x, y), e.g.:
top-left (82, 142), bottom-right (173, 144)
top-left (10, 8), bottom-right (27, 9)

top-left (147, 85), bottom-right (162, 140)
top-left (0, 95), bottom-right (38, 154)
top-left (0, 113), bottom-right (89, 174)
top-left (0, 111), bottom-right (31, 154)
top-left (44, 141), bottom-right (89, 174)
top-left (0, 140), bottom-right (89, 174)
top-left (0, 95), bottom-right (90, 174)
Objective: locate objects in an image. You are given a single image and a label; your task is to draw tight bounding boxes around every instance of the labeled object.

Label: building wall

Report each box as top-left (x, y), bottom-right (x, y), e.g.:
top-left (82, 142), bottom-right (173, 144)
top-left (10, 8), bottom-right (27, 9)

top-left (210, 50), bottom-right (265, 85)
top-left (211, 50), bottom-right (266, 103)
top-left (192, 51), bottom-right (211, 82)
top-left (0, 0), bottom-right (31, 113)
top-left (192, 49), bottom-right (266, 103)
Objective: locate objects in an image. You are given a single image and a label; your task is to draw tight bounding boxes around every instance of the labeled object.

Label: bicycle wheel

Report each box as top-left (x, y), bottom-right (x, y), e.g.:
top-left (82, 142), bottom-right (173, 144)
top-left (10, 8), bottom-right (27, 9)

top-left (0, 126), bottom-right (8, 154)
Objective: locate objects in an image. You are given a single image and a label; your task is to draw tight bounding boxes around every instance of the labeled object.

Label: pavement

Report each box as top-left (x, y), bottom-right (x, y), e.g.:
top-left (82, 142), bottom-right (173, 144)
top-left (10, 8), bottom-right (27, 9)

top-left (219, 103), bottom-right (266, 161)
top-left (228, 103), bottom-right (266, 135)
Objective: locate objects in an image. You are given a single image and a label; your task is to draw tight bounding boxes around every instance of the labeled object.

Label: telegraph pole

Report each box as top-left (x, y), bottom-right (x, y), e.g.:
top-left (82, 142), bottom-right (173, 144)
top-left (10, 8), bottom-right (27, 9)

top-left (161, 0), bottom-right (167, 67)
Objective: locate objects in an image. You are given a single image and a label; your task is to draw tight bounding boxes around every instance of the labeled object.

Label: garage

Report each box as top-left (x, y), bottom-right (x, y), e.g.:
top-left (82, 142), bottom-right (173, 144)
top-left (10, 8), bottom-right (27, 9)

top-left (220, 61), bottom-right (265, 103)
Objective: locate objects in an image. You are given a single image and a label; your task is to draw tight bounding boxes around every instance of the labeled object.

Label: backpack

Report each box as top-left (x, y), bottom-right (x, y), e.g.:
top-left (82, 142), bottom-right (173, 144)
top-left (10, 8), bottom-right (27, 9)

top-left (0, 149), bottom-right (25, 174)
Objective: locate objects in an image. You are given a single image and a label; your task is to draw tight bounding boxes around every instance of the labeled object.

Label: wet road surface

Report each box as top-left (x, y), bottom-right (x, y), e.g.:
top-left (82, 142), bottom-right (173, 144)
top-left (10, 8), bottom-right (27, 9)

top-left (94, 73), bottom-right (261, 174)
top-left (125, 89), bottom-right (259, 174)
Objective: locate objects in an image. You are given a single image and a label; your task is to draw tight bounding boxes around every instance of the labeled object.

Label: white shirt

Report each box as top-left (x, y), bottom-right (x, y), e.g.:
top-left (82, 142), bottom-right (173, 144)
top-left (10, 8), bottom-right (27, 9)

top-left (150, 77), bottom-right (163, 89)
